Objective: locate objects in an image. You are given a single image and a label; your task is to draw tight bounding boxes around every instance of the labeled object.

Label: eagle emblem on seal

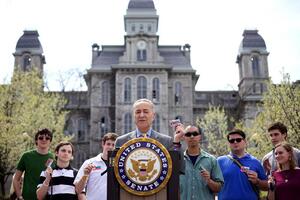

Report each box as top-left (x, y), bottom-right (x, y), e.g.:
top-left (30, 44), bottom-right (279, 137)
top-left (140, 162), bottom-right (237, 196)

top-left (127, 159), bottom-right (158, 181)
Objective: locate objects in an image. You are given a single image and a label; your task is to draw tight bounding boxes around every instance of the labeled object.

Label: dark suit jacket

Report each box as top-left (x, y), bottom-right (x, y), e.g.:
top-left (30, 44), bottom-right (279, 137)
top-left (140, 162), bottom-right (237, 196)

top-left (115, 130), bottom-right (173, 149)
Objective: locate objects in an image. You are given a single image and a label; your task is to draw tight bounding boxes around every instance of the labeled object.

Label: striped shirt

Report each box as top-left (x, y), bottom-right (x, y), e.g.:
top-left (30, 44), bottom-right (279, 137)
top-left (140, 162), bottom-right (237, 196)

top-left (37, 164), bottom-right (78, 200)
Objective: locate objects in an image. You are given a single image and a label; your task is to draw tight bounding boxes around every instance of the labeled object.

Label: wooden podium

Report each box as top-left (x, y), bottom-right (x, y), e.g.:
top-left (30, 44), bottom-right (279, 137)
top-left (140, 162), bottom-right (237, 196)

top-left (107, 150), bottom-right (180, 200)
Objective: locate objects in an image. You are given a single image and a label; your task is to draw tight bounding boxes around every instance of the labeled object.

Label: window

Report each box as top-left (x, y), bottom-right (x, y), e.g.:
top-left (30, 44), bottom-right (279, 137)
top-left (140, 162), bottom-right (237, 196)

top-left (64, 120), bottom-right (74, 136)
top-left (251, 56), bottom-right (260, 77)
top-left (140, 24), bottom-right (144, 31)
top-left (147, 25), bottom-right (152, 32)
top-left (137, 50), bottom-right (147, 61)
top-left (124, 78), bottom-right (131, 103)
top-left (124, 113), bottom-right (132, 134)
top-left (77, 118), bottom-right (87, 141)
top-left (23, 55), bottom-right (31, 71)
top-left (153, 114), bottom-right (160, 132)
top-left (175, 116), bottom-right (183, 123)
top-left (77, 151), bottom-right (87, 169)
top-left (101, 81), bottom-right (110, 105)
top-left (252, 83), bottom-right (256, 93)
top-left (131, 24), bottom-right (136, 32)
top-left (137, 76), bottom-right (147, 99)
top-left (152, 78), bottom-right (160, 102)
top-left (175, 82), bottom-right (182, 105)
top-left (100, 117), bottom-right (108, 137)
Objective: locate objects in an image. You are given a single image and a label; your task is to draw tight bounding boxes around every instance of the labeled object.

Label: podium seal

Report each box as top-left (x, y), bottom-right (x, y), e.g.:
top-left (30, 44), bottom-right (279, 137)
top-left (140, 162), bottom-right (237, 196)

top-left (114, 137), bottom-right (172, 196)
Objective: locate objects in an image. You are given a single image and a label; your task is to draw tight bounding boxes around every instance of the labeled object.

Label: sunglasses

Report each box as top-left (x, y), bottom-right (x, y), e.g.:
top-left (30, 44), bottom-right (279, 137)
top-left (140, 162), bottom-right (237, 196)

top-left (228, 138), bottom-right (243, 143)
top-left (185, 131), bottom-right (200, 137)
top-left (38, 135), bottom-right (51, 141)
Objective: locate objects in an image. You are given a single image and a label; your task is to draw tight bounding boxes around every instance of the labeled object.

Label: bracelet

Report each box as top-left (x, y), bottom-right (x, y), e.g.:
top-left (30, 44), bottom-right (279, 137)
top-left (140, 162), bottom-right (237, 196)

top-left (83, 175), bottom-right (89, 179)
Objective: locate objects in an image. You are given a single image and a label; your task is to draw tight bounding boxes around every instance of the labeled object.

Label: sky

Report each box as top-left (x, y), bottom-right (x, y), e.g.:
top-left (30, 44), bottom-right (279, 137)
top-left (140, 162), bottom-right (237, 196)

top-left (0, 0), bottom-right (299, 91)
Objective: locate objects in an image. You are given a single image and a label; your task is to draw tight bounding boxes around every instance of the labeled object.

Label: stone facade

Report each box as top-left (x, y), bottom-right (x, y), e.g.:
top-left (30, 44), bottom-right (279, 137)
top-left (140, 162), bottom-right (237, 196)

top-left (11, 0), bottom-right (269, 168)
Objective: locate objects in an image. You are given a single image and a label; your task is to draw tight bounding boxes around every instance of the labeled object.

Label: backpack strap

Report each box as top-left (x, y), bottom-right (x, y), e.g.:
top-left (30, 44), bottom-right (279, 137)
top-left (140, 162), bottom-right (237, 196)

top-left (227, 155), bottom-right (260, 199)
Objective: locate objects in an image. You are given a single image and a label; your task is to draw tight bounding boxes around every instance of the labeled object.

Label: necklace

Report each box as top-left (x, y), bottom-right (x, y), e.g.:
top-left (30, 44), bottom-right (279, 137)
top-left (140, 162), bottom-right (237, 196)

top-left (283, 171), bottom-right (289, 183)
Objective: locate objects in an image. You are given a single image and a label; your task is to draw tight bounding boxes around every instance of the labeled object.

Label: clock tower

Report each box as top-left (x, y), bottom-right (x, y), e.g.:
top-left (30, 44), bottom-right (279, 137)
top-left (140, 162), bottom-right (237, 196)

top-left (120, 0), bottom-right (163, 64)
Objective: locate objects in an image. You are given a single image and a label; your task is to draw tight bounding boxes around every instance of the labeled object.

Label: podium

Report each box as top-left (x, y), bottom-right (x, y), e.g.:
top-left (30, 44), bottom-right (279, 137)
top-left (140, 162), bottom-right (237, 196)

top-left (108, 149), bottom-right (180, 200)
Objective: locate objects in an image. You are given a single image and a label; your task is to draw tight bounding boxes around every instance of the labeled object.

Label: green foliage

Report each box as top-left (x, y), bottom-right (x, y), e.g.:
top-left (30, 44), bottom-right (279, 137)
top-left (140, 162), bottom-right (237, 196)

top-left (198, 105), bottom-right (230, 157)
top-left (0, 69), bottom-right (69, 195)
top-left (244, 73), bottom-right (300, 159)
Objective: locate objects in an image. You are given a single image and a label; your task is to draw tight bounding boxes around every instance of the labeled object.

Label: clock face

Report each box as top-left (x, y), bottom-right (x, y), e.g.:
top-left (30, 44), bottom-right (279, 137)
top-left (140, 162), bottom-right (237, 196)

top-left (137, 40), bottom-right (147, 50)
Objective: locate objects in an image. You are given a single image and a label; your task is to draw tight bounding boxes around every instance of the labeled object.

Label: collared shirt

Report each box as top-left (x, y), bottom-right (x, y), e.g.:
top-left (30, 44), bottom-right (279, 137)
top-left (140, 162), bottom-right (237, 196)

top-left (180, 149), bottom-right (224, 200)
top-left (37, 164), bottom-right (77, 200)
top-left (136, 128), bottom-right (152, 138)
top-left (217, 153), bottom-right (267, 200)
top-left (74, 153), bottom-right (107, 200)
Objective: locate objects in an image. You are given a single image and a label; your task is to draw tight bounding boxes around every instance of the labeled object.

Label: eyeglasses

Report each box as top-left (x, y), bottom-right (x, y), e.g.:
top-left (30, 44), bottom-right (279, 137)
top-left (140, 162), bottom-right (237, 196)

top-left (185, 131), bottom-right (200, 137)
top-left (38, 135), bottom-right (51, 141)
top-left (228, 138), bottom-right (243, 143)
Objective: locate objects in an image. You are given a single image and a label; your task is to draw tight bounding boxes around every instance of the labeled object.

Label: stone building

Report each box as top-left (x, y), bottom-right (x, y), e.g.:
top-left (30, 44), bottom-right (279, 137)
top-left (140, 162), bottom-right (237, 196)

top-left (12, 0), bottom-right (269, 167)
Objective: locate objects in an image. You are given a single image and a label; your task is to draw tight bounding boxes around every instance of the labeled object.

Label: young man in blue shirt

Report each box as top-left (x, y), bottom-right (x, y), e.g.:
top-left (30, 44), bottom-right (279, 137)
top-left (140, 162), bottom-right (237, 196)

top-left (217, 129), bottom-right (268, 200)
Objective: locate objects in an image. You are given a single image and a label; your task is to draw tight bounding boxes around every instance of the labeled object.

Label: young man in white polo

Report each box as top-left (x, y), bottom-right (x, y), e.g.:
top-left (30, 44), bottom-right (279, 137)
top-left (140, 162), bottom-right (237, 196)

top-left (74, 132), bottom-right (118, 200)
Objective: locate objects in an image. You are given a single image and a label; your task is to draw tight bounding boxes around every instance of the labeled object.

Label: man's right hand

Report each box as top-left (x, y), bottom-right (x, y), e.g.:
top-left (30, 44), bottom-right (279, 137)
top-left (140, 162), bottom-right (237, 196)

top-left (84, 163), bottom-right (95, 176)
top-left (174, 124), bottom-right (185, 143)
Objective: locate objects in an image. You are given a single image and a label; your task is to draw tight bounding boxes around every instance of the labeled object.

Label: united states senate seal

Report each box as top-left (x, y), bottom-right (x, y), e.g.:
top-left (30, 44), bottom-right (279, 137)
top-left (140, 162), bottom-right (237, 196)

top-left (114, 137), bottom-right (172, 196)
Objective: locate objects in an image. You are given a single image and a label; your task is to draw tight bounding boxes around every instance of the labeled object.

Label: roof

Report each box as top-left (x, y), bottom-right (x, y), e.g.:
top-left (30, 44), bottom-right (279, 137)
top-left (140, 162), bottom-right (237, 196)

top-left (128, 0), bottom-right (155, 9)
top-left (16, 30), bottom-right (42, 49)
top-left (241, 30), bottom-right (266, 49)
top-left (91, 45), bottom-right (193, 70)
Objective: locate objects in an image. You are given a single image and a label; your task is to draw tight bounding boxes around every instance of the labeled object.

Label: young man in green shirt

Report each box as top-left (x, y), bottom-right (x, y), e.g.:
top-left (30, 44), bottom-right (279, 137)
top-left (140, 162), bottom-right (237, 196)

top-left (13, 128), bottom-right (54, 200)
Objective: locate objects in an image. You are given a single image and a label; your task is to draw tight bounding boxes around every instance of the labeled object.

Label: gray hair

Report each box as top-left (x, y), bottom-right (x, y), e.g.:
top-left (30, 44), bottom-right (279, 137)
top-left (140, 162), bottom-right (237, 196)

top-left (133, 98), bottom-right (155, 112)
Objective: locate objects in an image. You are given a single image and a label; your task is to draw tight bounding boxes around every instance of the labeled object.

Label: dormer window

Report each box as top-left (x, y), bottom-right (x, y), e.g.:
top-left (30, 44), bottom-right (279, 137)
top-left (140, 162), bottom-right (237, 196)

top-left (137, 50), bottom-right (147, 61)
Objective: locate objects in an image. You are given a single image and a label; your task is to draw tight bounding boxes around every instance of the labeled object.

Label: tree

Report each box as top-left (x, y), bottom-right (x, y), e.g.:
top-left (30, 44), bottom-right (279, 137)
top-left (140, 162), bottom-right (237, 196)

top-left (0, 69), bottom-right (69, 196)
top-left (198, 105), bottom-right (230, 157)
top-left (243, 73), bottom-right (300, 159)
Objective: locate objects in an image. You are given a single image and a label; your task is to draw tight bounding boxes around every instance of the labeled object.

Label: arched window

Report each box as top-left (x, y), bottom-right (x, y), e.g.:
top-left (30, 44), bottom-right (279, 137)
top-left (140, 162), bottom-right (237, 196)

top-left (175, 82), bottom-right (182, 105)
top-left (64, 119), bottom-right (74, 136)
top-left (23, 55), bottom-right (31, 71)
top-left (152, 78), bottom-right (160, 102)
top-left (77, 118), bottom-right (87, 141)
top-left (101, 81), bottom-right (110, 105)
top-left (124, 113), bottom-right (132, 134)
top-left (153, 114), bottom-right (160, 132)
top-left (251, 56), bottom-right (260, 77)
top-left (124, 78), bottom-right (131, 103)
top-left (137, 76), bottom-right (147, 99)
top-left (99, 116), bottom-right (108, 137)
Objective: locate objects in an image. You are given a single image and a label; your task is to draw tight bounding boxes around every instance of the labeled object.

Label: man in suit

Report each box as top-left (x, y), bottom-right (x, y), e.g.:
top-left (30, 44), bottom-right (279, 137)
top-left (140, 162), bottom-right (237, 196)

top-left (115, 98), bottom-right (183, 149)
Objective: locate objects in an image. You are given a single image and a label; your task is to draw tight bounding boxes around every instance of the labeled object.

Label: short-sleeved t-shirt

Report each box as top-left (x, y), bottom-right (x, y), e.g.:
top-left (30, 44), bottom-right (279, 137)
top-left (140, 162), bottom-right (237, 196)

top-left (16, 149), bottom-right (54, 200)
